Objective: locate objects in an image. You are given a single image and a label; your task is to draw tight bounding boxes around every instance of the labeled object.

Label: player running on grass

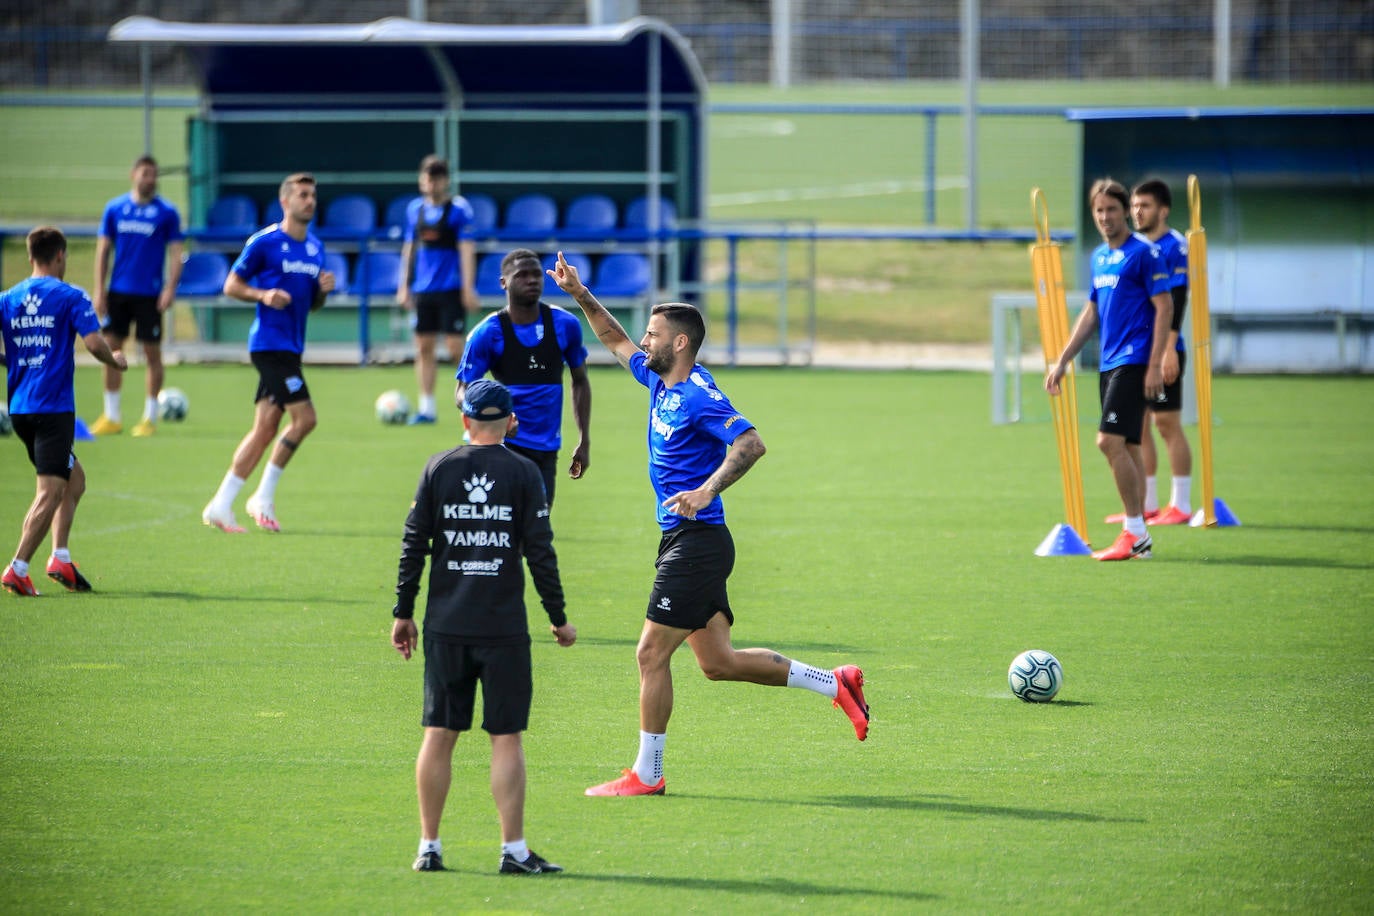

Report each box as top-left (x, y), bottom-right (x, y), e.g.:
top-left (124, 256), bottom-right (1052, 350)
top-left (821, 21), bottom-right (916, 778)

top-left (547, 251), bottom-right (869, 798)
top-left (201, 173), bottom-right (335, 533)
top-left (3, 227), bottom-right (128, 596)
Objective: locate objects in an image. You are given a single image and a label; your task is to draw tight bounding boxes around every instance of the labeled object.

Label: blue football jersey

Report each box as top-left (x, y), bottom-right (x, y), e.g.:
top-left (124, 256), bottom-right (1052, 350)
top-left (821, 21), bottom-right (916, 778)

top-left (628, 352), bottom-right (755, 530)
top-left (405, 196), bottom-right (475, 294)
top-left (231, 226), bottom-right (326, 354)
top-left (1154, 228), bottom-right (1189, 352)
top-left (99, 193), bottom-right (183, 296)
top-left (1089, 234), bottom-right (1172, 371)
top-left (2, 277), bottom-right (101, 414)
top-left (456, 307), bottom-right (588, 452)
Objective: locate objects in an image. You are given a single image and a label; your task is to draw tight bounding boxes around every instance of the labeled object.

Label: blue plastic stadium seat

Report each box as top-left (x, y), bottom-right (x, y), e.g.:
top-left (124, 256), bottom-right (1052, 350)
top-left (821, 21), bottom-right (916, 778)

top-left (503, 193), bottom-right (558, 235)
top-left (323, 252), bottom-right (351, 295)
top-left (562, 194), bottom-right (618, 235)
top-left (206, 195), bottom-right (258, 236)
top-left (624, 195), bottom-right (678, 231)
top-left (594, 253), bottom-right (652, 297)
top-left (322, 194), bottom-right (377, 237)
top-left (176, 252), bottom-right (230, 296)
top-left (541, 252), bottom-right (592, 296)
top-left (476, 253), bottom-right (506, 297)
top-left (464, 193), bottom-right (499, 235)
top-left (359, 251), bottom-right (402, 296)
top-left (383, 194), bottom-right (418, 239)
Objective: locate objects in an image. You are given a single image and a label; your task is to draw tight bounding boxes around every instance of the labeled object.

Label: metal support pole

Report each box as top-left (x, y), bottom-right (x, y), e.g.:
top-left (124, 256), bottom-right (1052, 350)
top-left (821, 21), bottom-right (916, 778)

top-left (961, 0), bottom-right (979, 231)
top-left (141, 44), bottom-right (153, 155)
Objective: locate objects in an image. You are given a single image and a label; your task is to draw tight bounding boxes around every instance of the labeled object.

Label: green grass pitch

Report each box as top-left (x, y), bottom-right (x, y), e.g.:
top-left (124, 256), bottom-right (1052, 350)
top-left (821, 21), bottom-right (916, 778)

top-left (1, 365), bottom-right (1371, 912)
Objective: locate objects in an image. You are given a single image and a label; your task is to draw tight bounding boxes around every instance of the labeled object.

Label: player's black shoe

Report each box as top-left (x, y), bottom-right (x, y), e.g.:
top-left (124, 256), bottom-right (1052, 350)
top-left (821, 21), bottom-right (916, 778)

top-left (412, 850), bottom-right (446, 872)
top-left (500, 850), bottom-right (563, 875)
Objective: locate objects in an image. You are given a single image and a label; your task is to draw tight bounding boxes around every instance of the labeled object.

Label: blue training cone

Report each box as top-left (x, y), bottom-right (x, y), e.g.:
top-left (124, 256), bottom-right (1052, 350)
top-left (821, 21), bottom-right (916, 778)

top-left (1190, 498), bottom-right (1240, 528)
top-left (1035, 523), bottom-right (1093, 557)
top-left (73, 417), bottom-right (96, 441)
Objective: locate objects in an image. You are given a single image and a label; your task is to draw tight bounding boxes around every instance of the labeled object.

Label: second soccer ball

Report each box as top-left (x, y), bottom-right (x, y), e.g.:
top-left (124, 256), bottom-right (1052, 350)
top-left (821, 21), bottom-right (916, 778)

top-left (375, 390), bottom-right (412, 425)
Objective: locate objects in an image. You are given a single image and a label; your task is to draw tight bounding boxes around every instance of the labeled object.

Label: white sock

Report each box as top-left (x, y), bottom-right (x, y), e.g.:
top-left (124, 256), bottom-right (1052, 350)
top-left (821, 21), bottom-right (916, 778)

top-left (1125, 516), bottom-right (1147, 538)
top-left (501, 839), bottom-right (529, 861)
top-left (633, 731), bottom-right (666, 785)
top-left (1143, 475), bottom-right (1158, 513)
top-left (254, 463), bottom-right (284, 503)
top-left (1171, 477), bottom-right (1192, 513)
top-left (211, 472), bottom-right (246, 511)
top-left (10, 559), bottom-right (29, 578)
top-left (144, 396), bottom-right (159, 422)
top-left (786, 661), bottom-right (838, 698)
top-left (418, 838), bottom-right (441, 856)
top-left (419, 394), bottom-right (436, 417)
top-left (103, 391), bottom-right (121, 422)
top-left (52, 548), bottom-right (71, 563)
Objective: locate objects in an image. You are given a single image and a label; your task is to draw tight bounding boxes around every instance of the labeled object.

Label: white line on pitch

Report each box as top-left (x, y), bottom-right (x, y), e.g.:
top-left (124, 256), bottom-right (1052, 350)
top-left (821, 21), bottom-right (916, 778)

top-left (710, 176), bottom-right (968, 208)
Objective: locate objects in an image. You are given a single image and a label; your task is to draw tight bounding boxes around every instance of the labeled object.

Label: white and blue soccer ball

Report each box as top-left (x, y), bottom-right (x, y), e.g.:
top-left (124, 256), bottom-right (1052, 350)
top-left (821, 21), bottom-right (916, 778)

top-left (1008, 649), bottom-right (1063, 703)
top-left (0, 403), bottom-right (11, 436)
top-left (157, 387), bottom-right (189, 422)
top-left (375, 390), bottom-right (412, 425)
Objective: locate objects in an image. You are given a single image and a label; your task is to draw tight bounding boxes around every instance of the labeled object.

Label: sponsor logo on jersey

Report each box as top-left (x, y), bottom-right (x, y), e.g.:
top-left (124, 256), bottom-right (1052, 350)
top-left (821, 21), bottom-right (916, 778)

top-left (447, 557), bottom-right (505, 575)
top-left (442, 530), bottom-right (512, 548)
top-left (280, 259), bottom-right (321, 278)
top-left (443, 502), bottom-right (514, 521)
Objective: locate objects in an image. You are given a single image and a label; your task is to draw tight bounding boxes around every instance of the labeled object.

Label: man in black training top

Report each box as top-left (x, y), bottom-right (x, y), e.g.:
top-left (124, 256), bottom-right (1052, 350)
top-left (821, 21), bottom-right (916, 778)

top-left (391, 379), bottom-right (577, 876)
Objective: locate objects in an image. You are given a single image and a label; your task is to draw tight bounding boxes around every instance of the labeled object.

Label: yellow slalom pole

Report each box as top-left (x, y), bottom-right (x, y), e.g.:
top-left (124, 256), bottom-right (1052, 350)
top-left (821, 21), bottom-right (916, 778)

top-left (1029, 188), bottom-right (1089, 545)
top-left (1187, 175), bottom-right (1217, 527)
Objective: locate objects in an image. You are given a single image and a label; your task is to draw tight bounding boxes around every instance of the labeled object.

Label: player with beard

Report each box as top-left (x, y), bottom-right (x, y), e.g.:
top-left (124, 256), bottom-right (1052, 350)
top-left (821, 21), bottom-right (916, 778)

top-left (546, 251), bottom-right (869, 798)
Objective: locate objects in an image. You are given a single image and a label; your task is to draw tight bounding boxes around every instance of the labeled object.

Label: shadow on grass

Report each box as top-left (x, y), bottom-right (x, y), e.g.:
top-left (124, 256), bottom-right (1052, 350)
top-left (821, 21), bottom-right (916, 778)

top-left (553, 871), bottom-right (938, 902)
top-left (1170, 554), bottom-right (1374, 572)
top-left (114, 590), bottom-right (367, 606)
top-left (684, 792), bottom-right (1139, 824)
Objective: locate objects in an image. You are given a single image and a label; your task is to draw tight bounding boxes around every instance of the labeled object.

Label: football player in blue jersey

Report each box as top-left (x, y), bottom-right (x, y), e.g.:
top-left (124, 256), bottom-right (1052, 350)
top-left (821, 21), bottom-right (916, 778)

top-left (397, 156), bottom-right (480, 424)
top-left (201, 173), bottom-right (335, 534)
top-left (3, 227), bottom-right (128, 596)
top-left (1129, 179), bottom-right (1193, 527)
top-left (548, 252), bottom-right (870, 798)
top-left (1045, 178), bottom-right (1175, 561)
top-left (91, 156), bottom-right (184, 438)
top-left (455, 248), bottom-right (592, 506)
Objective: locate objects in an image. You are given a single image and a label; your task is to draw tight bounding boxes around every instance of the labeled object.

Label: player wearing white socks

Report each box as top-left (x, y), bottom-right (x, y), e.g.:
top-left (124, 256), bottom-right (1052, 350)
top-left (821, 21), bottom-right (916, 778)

top-left (549, 258), bottom-right (869, 799)
top-left (201, 173), bottom-right (335, 534)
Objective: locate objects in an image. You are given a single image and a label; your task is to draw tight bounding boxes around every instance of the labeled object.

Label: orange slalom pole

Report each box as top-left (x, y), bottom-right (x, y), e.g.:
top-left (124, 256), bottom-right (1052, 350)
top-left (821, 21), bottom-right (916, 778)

top-left (1187, 175), bottom-right (1217, 527)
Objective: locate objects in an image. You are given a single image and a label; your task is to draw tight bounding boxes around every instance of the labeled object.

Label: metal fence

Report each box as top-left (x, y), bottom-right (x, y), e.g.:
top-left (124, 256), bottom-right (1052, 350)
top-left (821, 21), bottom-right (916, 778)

top-left (2, 1), bottom-right (1370, 88)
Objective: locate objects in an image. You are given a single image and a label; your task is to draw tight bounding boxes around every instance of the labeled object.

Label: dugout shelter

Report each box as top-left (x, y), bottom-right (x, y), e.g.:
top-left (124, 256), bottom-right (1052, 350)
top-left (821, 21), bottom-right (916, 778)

top-left (107, 15), bottom-right (706, 359)
top-left (1071, 108), bottom-right (1374, 373)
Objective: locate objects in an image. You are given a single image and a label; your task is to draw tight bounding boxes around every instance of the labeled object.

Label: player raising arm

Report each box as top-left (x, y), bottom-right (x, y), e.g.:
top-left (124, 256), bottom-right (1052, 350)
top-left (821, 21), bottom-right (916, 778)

top-left (546, 252), bottom-right (869, 798)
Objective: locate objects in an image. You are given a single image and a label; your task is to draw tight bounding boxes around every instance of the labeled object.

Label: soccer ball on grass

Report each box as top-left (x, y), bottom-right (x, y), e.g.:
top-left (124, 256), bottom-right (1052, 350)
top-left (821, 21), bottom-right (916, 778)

top-left (1008, 649), bottom-right (1063, 703)
top-left (0, 403), bottom-right (11, 436)
top-left (157, 388), bottom-right (189, 422)
top-left (375, 390), bottom-right (412, 425)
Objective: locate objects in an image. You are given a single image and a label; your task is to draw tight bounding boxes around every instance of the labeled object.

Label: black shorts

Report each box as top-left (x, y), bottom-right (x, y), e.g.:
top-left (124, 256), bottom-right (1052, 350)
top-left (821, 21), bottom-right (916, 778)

top-left (250, 350), bottom-right (311, 408)
top-left (1149, 349), bottom-right (1188, 414)
top-left (1099, 364), bottom-right (1150, 445)
top-left (507, 443), bottom-right (558, 506)
top-left (105, 292), bottom-right (163, 343)
top-left (412, 290), bottom-right (467, 336)
top-left (647, 521), bottom-right (735, 631)
top-left (422, 637), bottom-right (533, 734)
top-left (12, 412), bottom-right (76, 479)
